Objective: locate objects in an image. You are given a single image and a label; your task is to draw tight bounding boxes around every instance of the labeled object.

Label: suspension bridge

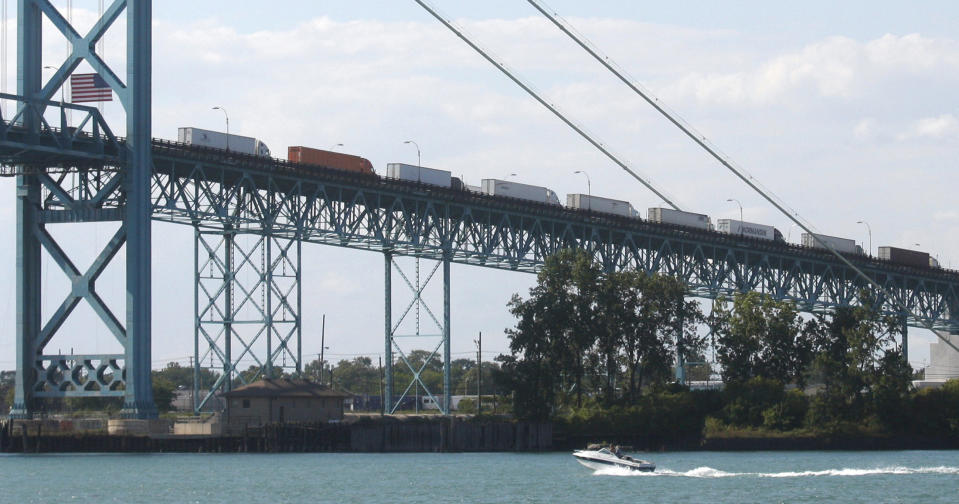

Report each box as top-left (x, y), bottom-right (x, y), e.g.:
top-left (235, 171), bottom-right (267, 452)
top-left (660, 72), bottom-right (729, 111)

top-left (2, 1), bottom-right (957, 418)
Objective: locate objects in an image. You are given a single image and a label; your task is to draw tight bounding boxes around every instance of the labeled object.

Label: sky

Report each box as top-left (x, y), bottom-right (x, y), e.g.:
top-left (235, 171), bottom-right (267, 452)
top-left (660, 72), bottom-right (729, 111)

top-left (0, 1), bottom-right (957, 374)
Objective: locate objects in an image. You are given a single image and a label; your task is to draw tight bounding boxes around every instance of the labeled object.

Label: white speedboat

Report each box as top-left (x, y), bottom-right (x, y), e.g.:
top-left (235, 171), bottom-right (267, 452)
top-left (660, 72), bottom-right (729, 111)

top-left (573, 448), bottom-right (656, 472)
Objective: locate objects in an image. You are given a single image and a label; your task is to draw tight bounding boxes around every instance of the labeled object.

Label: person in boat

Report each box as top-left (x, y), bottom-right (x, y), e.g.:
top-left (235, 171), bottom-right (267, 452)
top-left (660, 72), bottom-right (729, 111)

top-left (612, 445), bottom-right (623, 458)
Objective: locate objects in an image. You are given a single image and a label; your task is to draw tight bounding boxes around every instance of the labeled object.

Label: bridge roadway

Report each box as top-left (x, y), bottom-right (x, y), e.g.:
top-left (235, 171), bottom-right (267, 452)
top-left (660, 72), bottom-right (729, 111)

top-left (2, 117), bottom-right (957, 334)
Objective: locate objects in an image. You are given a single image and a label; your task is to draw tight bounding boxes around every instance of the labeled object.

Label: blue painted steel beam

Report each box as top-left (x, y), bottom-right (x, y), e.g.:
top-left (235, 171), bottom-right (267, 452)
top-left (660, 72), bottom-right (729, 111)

top-left (10, 0), bottom-right (44, 419)
top-left (121, 0), bottom-right (156, 419)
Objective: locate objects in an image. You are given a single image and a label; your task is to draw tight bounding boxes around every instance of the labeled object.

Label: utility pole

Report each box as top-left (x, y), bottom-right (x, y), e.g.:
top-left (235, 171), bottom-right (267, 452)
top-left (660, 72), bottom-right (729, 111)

top-left (320, 314), bottom-right (326, 386)
top-left (378, 356), bottom-right (384, 415)
top-left (475, 332), bottom-right (482, 415)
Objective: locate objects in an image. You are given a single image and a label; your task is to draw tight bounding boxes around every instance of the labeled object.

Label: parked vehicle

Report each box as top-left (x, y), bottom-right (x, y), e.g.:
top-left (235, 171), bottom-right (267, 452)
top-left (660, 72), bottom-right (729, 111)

top-left (879, 246), bottom-right (931, 269)
top-left (647, 207), bottom-right (712, 230)
top-left (178, 127), bottom-right (271, 157)
top-left (801, 233), bottom-right (862, 255)
top-left (566, 194), bottom-right (640, 218)
top-left (481, 178), bottom-right (561, 205)
top-left (288, 146), bottom-right (374, 175)
top-left (386, 163), bottom-right (452, 187)
top-left (717, 219), bottom-right (783, 241)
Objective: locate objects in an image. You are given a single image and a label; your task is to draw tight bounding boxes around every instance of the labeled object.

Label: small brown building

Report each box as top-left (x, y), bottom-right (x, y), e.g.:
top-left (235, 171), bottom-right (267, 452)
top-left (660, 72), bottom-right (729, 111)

top-left (223, 379), bottom-right (350, 426)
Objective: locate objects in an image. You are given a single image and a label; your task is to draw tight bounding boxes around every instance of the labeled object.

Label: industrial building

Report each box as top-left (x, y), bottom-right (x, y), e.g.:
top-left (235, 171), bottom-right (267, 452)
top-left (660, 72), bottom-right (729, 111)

top-left (223, 379), bottom-right (350, 426)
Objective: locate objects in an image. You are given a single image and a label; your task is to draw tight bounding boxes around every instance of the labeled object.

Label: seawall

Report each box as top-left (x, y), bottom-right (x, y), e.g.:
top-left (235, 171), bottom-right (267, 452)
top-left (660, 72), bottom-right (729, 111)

top-left (0, 417), bottom-right (553, 454)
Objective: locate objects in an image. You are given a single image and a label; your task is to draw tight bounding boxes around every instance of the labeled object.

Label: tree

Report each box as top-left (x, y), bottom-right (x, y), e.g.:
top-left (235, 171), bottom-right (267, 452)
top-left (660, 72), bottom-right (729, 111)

top-left (502, 249), bottom-right (702, 417)
top-left (153, 362), bottom-right (220, 391)
top-left (806, 291), bottom-right (911, 427)
top-left (331, 357), bottom-right (380, 395)
top-left (714, 292), bottom-right (811, 386)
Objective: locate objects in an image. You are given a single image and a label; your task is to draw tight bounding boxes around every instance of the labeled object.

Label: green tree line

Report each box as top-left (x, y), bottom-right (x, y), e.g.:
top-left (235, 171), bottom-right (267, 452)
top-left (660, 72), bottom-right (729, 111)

top-left (499, 249), bottom-right (959, 442)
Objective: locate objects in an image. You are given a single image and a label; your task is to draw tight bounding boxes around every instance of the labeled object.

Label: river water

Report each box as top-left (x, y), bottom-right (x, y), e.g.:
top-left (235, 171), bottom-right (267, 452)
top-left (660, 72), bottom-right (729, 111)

top-left (1, 450), bottom-right (957, 503)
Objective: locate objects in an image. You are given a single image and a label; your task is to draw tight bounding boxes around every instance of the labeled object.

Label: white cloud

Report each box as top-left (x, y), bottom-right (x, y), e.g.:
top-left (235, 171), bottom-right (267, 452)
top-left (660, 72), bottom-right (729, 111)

top-left (853, 118), bottom-right (878, 140)
top-left (899, 114), bottom-right (959, 140)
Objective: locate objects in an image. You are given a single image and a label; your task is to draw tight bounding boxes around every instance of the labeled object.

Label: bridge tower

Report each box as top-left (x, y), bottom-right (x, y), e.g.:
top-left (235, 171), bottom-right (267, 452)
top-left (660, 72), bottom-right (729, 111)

top-left (9, 0), bottom-right (155, 418)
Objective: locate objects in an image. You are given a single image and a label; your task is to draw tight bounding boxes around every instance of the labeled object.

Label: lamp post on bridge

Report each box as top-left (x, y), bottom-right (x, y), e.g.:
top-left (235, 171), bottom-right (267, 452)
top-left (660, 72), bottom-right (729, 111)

top-left (403, 140), bottom-right (421, 182)
top-left (574, 170), bottom-right (591, 211)
top-left (856, 220), bottom-right (872, 257)
top-left (330, 143), bottom-right (343, 151)
top-left (212, 106), bottom-right (230, 152)
top-left (726, 198), bottom-right (743, 237)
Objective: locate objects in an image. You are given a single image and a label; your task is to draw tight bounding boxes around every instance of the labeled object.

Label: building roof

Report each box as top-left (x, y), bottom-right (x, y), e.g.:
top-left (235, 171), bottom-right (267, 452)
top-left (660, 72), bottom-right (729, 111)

top-left (222, 379), bottom-right (351, 399)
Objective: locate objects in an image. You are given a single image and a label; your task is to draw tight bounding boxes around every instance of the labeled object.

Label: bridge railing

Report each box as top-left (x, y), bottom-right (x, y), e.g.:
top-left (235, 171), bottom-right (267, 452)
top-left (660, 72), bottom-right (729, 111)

top-left (0, 93), bottom-right (123, 173)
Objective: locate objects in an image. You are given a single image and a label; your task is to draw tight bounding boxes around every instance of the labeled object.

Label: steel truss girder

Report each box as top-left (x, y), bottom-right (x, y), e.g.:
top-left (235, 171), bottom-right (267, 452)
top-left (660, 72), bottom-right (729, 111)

top-left (144, 148), bottom-right (959, 333)
top-left (384, 255), bottom-right (452, 415)
top-left (10, 0), bottom-right (154, 419)
top-left (194, 228), bottom-right (301, 413)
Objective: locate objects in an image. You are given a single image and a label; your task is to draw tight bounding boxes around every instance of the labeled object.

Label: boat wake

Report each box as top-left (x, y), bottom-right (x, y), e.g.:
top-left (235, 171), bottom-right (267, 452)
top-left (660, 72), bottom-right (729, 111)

top-left (592, 465), bottom-right (959, 478)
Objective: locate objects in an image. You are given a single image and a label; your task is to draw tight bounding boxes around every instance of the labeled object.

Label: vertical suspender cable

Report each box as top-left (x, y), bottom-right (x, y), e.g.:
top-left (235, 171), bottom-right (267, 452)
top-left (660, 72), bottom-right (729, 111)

top-left (2, 0), bottom-right (6, 117)
top-left (526, 0), bottom-right (958, 352)
top-left (98, 0), bottom-right (104, 114)
top-left (411, 0), bottom-right (682, 211)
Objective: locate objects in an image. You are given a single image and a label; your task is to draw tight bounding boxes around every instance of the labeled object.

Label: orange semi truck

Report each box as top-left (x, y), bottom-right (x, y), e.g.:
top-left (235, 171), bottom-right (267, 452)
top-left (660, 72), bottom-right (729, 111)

top-left (288, 146), bottom-right (374, 175)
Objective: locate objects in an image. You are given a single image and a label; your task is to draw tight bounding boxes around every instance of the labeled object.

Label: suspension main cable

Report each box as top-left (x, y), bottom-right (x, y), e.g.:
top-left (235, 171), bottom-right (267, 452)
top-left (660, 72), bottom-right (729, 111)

top-left (526, 0), bottom-right (958, 351)
top-left (412, 0), bottom-right (682, 211)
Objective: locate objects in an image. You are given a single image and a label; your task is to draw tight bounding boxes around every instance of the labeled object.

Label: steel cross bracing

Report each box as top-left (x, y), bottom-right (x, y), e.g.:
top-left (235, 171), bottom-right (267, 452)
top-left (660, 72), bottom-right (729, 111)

top-left (7, 0), bottom-right (154, 419)
top-left (194, 229), bottom-right (302, 413)
top-left (384, 256), bottom-right (452, 415)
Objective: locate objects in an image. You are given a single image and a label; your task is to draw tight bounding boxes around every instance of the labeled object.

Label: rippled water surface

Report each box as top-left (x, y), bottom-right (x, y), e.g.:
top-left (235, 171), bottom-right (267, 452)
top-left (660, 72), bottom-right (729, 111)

top-left (1, 450), bottom-right (957, 503)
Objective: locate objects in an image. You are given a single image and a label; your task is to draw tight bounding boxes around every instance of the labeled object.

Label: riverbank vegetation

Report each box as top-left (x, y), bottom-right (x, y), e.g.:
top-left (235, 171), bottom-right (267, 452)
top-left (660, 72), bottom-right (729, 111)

top-left (499, 250), bottom-right (959, 447)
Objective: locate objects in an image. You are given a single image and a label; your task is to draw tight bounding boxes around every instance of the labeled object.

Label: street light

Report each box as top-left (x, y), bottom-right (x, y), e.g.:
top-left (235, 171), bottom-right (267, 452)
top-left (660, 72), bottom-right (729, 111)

top-left (212, 106), bottom-right (230, 151)
top-left (726, 198), bottom-right (743, 237)
top-left (330, 143), bottom-right (344, 151)
top-left (403, 140), bottom-right (421, 183)
top-left (574, 170), bottom-right (591, 211)
top-left (403, 140), bottom-right (421, 167)
top-left (856, 220), bottom-right (872, 256)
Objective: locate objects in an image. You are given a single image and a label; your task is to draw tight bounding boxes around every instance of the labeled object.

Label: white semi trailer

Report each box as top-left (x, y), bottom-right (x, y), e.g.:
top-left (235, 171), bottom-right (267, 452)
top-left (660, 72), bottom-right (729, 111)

top-left (481, 179), bottom-right (561, 205)
top-left (717, 219), bottom-right (783, 241)
top-left (648, 207), bottom-right (712, 230)
top-left (385, 163), bottom-right (452, 187)
top-left (801, 233), bottom-right (862, 254)
top-left (178, 127), bottom-right (271, 157)
top-left (567, 194), bottom-right (640, 218)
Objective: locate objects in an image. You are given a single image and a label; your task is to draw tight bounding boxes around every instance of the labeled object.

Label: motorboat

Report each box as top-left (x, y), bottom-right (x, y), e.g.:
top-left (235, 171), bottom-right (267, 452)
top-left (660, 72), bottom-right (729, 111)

top-left (573, 447), bottom-right (656, 472)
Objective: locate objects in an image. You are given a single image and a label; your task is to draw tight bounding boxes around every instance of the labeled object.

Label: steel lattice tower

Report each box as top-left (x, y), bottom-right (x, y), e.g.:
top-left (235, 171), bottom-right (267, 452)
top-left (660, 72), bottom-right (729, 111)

top-left (10, 0), bottom-right (155, 418)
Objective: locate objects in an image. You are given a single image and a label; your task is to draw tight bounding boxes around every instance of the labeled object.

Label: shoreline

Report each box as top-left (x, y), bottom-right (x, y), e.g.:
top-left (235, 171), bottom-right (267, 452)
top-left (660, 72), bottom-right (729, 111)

top-left (3, 417), bottom-right (957, 453)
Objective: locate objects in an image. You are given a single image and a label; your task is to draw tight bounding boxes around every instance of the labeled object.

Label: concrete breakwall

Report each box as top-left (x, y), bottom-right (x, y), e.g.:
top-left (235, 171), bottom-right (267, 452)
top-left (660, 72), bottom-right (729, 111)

top-left (0, 417), bottom-right (552, 453)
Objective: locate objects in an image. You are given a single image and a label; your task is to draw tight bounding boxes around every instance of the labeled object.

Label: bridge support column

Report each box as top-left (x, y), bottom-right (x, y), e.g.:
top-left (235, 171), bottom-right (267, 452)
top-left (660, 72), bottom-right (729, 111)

top-left (10, 175), bottom-right (41, 418)
top-left (383, 255), bottom-right (452, 415)
top-left (194, 230), bottom-right (301, 413)
top-left (121, 0), bottom-right (156, 419)
top-left (443, 256), bottom-right (451, 416)
top-left (383, 252), bottom-right (393, 414)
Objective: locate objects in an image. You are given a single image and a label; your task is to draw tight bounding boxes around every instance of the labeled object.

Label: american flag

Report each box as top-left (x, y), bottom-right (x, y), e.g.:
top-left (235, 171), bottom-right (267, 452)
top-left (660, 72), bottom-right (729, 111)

top-left (70, 73), bottom-right (113, 103)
